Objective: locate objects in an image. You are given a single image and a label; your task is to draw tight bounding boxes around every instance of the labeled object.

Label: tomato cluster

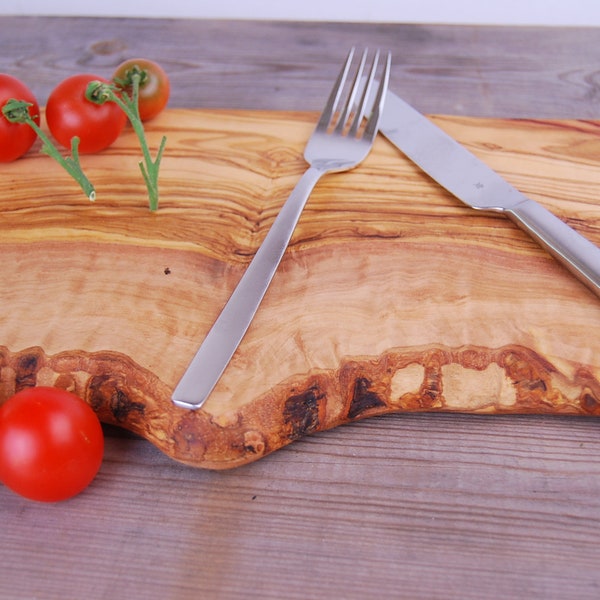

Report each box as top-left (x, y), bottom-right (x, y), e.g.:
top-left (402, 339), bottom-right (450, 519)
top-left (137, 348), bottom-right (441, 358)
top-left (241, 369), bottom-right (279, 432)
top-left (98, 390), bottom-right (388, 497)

top-left (0, 60), bottom-right (170, 502)
top-left (0, 58), bottom-right (169, 162)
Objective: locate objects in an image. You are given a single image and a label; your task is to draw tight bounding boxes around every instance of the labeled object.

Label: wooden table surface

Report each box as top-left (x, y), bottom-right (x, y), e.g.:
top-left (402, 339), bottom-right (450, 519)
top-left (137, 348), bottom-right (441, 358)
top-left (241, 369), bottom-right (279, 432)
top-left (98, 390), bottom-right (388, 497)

top-left (2, 16), bottom-right (600, 600)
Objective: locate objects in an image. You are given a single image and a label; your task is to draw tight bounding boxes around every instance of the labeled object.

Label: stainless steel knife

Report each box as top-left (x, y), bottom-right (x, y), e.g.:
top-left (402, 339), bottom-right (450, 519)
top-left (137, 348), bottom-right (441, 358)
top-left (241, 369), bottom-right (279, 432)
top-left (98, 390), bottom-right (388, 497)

top-left (379, 90), bottom-right (600, 297)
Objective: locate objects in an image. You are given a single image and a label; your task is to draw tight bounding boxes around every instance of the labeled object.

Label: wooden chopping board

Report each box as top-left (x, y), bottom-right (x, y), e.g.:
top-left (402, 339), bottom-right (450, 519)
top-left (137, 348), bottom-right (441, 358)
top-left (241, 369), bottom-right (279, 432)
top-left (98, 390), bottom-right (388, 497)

top-left (2, 108), bottom-right (600, 469)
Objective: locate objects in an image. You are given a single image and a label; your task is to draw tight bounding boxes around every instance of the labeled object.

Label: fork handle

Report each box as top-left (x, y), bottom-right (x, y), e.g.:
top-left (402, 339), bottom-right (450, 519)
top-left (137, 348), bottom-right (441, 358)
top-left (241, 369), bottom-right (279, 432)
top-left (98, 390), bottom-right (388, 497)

top-left (172, 166), bottom-right (324, 410)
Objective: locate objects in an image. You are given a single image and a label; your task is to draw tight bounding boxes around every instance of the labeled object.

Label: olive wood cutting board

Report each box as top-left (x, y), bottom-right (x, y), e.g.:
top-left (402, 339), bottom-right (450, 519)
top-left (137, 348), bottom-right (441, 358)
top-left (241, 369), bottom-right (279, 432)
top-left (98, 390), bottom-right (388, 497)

top-left (2, 108), bottom-right (600, 469)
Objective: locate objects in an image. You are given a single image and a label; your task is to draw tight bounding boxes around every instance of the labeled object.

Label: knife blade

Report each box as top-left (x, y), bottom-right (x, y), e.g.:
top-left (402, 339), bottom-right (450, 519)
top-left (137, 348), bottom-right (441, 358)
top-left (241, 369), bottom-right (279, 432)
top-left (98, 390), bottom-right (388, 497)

top-left (379, 90), bottom-right (600, 298)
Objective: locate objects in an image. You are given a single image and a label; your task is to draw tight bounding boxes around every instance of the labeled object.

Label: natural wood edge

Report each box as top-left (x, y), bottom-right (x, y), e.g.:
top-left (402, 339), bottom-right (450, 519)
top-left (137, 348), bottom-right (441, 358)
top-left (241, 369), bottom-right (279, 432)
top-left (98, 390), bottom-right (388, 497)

top-left (1, 344), bottom-right (599, 470)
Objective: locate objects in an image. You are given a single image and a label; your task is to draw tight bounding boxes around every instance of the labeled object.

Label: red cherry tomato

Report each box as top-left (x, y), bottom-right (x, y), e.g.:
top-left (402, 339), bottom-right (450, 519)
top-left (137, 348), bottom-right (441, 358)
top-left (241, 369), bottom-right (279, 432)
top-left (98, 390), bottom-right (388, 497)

top-left (0, 74), bottom-right (40, 162)
top-left (45, 74), bottom-right (127, 153)
top-left (113, 58), bottom-right (170, 121)
top-left (0, 386), bottom-right (104, 502)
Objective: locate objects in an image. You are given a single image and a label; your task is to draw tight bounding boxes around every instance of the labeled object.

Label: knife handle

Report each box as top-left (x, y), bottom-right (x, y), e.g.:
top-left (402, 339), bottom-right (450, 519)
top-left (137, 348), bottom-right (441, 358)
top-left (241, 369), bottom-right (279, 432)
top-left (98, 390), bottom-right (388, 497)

top-left (171, 166), bottom-right (324, 410)
top-left (507, 198), bottom-right (600, 297)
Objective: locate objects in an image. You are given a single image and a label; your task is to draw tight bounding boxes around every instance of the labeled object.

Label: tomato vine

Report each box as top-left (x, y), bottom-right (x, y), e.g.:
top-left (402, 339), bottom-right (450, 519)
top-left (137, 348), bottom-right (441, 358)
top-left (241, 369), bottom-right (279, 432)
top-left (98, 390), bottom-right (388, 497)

top-left (86, 75), bottom-right (166, 211)
top-left (1, 59), bottom-right (169, 210)
top-left (2, 98), bottom-right (96, 201)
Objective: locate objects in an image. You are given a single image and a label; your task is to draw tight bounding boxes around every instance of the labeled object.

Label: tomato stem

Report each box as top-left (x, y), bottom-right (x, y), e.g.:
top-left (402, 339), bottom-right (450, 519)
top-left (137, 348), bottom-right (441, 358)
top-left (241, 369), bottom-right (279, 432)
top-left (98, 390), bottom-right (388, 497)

top-left (2, 99), bottom-right (96, 201)
top-left (86, 77), bottom-right (165, 211)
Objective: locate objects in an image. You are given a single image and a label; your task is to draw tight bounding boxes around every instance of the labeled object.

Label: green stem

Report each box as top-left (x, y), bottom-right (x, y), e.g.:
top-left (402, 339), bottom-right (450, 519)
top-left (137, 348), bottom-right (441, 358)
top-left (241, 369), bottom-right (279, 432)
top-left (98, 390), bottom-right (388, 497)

top-left (2, 99), bottom-right (95, 201)
top-left (87, 78), bottom-right (165, 211)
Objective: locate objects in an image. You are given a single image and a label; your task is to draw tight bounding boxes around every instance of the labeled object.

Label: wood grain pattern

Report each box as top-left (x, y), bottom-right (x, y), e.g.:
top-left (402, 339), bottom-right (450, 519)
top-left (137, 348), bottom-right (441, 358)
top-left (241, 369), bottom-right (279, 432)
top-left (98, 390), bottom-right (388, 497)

top-left (2, 108), bottom-right (600, 468)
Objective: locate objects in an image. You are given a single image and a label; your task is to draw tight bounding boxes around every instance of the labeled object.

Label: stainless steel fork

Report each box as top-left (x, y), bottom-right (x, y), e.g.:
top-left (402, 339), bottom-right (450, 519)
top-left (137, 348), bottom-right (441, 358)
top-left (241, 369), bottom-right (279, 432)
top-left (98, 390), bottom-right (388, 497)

top-left (172, 48), bottom-right (391, 410)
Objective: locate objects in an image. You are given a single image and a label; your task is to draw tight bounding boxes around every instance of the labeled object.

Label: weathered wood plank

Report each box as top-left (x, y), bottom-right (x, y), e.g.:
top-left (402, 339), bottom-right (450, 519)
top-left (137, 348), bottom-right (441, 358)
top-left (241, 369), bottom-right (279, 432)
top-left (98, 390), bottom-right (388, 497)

top-left (0, 18), bottom-right (599, 118)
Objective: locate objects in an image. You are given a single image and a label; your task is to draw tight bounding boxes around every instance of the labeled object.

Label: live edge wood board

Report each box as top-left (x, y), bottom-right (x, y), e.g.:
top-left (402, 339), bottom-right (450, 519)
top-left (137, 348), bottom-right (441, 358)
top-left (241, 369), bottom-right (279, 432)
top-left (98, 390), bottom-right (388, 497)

top-left (2, 108), bottom-right (600, 469)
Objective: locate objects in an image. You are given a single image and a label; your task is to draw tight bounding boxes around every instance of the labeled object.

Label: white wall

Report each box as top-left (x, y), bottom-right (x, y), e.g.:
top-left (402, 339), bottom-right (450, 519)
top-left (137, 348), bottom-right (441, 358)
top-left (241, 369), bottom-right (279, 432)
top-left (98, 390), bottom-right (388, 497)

top-left (2, 0), bottom-right (600, 26)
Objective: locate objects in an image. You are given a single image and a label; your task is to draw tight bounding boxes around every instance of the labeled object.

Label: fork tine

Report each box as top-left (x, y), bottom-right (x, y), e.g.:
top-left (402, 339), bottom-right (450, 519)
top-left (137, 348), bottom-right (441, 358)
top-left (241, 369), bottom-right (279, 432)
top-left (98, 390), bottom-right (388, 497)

top-left (315, 47), bottom-right (355, 132)
top-left (362, 51), bottom-right (391, 140)
top-left (333, 48), bottom-right (368, 134)
top-left (348, 49), bottom-right (380, 137)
